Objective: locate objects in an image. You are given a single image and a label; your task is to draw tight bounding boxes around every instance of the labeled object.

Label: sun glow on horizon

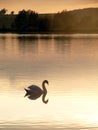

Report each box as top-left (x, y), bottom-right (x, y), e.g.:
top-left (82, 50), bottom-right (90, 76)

top-left (0, 0), bottom-right (98, 14)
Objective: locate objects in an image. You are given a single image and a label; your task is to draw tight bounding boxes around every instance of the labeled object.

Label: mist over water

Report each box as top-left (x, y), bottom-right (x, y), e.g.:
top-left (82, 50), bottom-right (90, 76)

top-left (0, 33), bottom-right (98, 130)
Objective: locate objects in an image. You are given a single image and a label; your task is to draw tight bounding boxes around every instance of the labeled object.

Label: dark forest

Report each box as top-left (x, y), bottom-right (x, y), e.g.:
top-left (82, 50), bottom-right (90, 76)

top-left (0, 8), bottom-right (98, 33)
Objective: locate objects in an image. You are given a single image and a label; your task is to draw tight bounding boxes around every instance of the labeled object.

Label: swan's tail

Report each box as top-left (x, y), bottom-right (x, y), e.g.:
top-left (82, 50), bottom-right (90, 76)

top-left (24, 88), bottom-right (29, 97)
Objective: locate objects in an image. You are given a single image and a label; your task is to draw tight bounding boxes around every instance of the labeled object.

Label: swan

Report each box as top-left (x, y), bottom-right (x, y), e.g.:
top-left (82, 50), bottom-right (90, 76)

top-left (24, 80), bottom-right (49, 104)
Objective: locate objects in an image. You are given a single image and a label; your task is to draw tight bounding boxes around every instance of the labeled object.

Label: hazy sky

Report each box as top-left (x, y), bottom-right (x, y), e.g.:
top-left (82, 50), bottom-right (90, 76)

top-left (0, 0), bottom-right (98, 13)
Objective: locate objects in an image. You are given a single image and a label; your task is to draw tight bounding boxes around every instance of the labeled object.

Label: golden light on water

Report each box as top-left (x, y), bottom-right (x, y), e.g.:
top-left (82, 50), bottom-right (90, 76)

top-left (0, 34), bottom-right (98, 129)
top-left (0, 72), bottom-right (98, 126)
top-left (0, 89), bottom-right (98, 126)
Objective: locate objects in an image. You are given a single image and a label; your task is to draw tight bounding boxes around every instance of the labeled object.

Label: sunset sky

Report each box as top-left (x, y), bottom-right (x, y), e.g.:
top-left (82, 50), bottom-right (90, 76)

top-left (0, 0), bottom-right (98, 14)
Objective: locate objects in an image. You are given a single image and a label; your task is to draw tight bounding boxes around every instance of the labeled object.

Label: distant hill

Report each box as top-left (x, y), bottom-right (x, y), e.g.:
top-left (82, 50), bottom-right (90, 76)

top-left (0, 8), bottom-right (98, 33)
top-left (68, 8), bottom-right (98, 33)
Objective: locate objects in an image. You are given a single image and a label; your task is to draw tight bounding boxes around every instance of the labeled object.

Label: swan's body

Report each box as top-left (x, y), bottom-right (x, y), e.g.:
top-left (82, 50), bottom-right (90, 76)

top-left (24, 80), bottom-right (49, 104)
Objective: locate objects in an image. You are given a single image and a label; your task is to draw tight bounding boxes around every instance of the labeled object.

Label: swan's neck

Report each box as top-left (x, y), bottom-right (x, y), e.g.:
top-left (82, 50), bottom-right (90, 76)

top-left (42, 81), bottom-right (48, 104)
top-left (42, 82), bottom-right (47, 94)
top-left (42, 93), bottom-right (48, 104)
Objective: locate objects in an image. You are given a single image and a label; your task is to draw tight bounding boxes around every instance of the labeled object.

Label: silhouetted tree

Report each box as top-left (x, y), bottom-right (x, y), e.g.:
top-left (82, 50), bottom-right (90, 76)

top-left (53, 10), bottom-right (73, 32)
top-left (26, 10), bottom-right (39, 31)
top-left (11, 11), bottom-right (14, 15)
top-left (14, 10), bottom-right (27, 31)
top-left (14, 9), bottom-right (39, 32)
top-left (0, 8), bottom-right (7, 15)
top-left (38, 17), bottom-right (51, 31)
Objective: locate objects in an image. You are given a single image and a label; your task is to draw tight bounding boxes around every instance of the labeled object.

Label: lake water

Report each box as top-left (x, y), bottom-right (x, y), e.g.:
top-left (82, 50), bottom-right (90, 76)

top-left (0, 33), bottom-right (98, 130)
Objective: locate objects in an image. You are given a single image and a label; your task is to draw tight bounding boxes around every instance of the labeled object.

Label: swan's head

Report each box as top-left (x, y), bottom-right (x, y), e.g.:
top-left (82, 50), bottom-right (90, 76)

top-left (43, 80), bottom-right (49, 85)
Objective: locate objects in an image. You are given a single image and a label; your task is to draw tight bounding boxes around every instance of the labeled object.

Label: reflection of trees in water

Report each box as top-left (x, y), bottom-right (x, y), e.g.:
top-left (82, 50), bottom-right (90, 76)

top-left (17, 37), bottom-right (39, 55)
top-left (0, 35), bottom-right (72, 59)
top-left (0, 36), bottom-right (6, 52)
top-left (53, 38), bottom-right (71, 54)
top-left (38, 38), bottom-right (53, 54)
top-left (1, 34), bottom-right (98, 89)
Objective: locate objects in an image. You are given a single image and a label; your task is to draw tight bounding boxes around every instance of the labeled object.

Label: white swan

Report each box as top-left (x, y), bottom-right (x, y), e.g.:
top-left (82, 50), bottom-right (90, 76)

top-left (24, 80), bottom-right (49, 104)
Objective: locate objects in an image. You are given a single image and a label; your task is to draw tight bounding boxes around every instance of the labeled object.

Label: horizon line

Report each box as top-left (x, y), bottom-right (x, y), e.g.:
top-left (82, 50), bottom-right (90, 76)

top-left (2, 7), bottom-right (98, 15)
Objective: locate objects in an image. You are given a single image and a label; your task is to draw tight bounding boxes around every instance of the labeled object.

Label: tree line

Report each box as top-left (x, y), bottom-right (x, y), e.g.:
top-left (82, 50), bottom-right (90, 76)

top-left (0, 8), bottom-right (98, 33)
top-left (13, 10), bottom-right (51, 32)
top-left (0, 8), bottom-right (14, 15)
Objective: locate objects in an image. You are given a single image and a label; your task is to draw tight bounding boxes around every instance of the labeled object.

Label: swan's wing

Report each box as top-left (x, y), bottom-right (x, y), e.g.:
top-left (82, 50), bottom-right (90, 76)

top-left (28, 85), bottom-right (39, 90)
top-left (28, 85), bottom-right (42, 93)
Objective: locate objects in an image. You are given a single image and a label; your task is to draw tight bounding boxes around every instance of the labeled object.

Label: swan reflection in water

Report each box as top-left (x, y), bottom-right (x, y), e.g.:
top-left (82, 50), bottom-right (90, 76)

top-left (24, 80), bottom-right (49, 104)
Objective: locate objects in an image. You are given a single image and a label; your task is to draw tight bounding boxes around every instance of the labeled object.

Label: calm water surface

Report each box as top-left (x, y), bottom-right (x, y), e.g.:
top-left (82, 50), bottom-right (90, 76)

top-left (0, 33), bottom-right (98, 130)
